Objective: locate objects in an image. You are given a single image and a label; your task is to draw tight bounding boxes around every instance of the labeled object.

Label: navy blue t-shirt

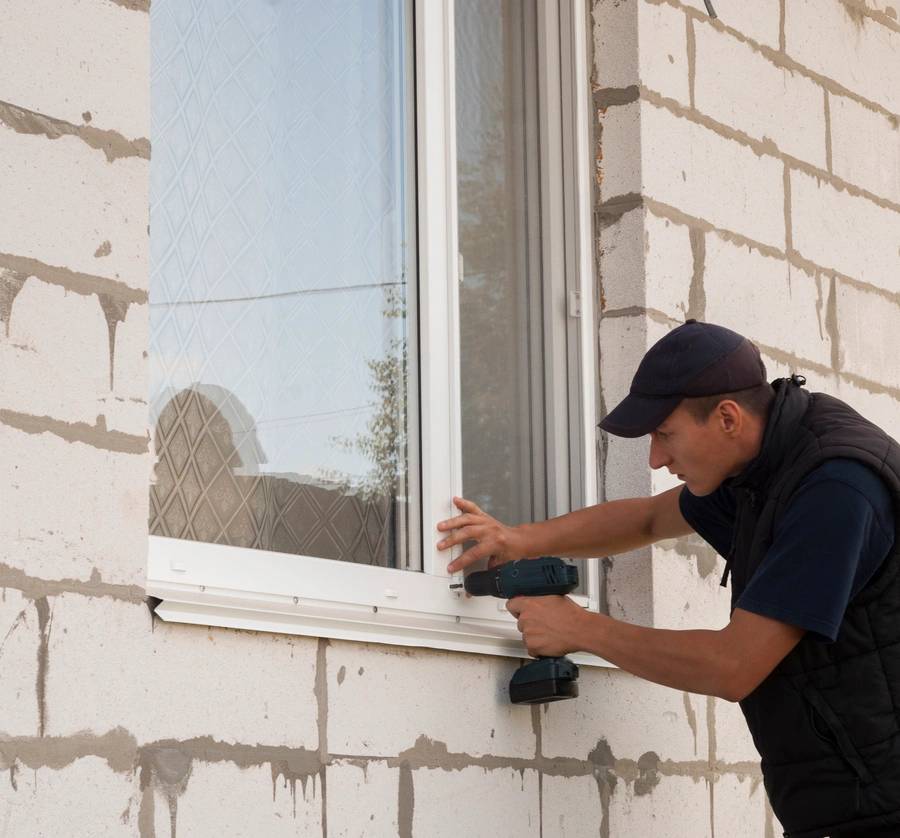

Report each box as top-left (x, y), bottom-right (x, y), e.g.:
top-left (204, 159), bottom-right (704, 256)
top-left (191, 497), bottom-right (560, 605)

top-left (679, 458), bottom-right (895, 642)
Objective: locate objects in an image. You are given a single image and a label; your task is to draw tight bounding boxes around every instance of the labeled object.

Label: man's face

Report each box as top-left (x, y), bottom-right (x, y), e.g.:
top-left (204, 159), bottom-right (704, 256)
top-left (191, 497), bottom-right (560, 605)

top-left (648, 401), bottom-right (745, 496)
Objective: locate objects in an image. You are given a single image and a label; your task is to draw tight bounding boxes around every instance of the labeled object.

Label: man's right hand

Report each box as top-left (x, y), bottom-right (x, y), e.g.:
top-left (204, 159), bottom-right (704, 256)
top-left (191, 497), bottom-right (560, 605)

top-left (436, 496), bottom-right (530, 574)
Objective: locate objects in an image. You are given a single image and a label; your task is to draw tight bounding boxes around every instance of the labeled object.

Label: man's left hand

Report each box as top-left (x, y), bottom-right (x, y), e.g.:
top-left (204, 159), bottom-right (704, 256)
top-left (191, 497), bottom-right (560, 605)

top-left (507, 595), bottom-right (589, 657)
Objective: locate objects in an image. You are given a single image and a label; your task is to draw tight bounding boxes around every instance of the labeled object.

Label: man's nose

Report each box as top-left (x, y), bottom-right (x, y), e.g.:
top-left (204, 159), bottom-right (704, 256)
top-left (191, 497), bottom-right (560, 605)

top-left (648, 435), bottom-right (672, 470)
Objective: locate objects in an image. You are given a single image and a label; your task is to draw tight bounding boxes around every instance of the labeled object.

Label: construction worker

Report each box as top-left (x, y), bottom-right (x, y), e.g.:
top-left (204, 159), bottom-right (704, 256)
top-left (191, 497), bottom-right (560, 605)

top-left (437, 320), bottom-right (900, 838)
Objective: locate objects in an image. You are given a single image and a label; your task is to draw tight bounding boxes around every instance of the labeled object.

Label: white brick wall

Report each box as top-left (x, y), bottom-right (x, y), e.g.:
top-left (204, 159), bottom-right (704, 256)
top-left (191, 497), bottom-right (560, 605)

top-left (44, 594), bottom-right (320, 747)
top-left (791, 168), bottom-right (900, 294)
top-left (678, 0), bottom-right (782, 49)
top-left (641, 102), bottom-right (786, 248)
top-left (713, 774), bottom-right (769, 838)
top-left (786, 0), bottom-right (900, 113)
top-left (703, 233), bottom-right (834, 367)
top-left (830, 93), bottom-right (900, 204)
top-left (693, 20), bottom-right (827, 167)
top-left (0, 757), bottom-right (142, 837)
top-left (150, 761), bottom-right (322, 837)
top-left (0, 0), bottom-right (149, 139)
top-left (327, 640), bottom-right (535, 760)
top-left (543, 668), bottom-right (708, 762)
top-left (541, 774), bottom-right (603, 838)
top-left (0, 589), bottom-right (40, 737)
top-left (608, 774), bottom-right (712, 838)
top-left (0, 424), bottom-right (150, 586)
top-left (0, 279), bottom-right (148, 435)
top-left (326, 760), bottom-right (399, 837)
top-left (639, 0), bottom-right (691, 103)
top-left (410, 767), bottom-right (540, 838)
top-left (600, 209), bottom-right (695, 320)
top-left (834, 280), bottom-right (900, 390)
top-left (0, 129), bottom-right (148, 284)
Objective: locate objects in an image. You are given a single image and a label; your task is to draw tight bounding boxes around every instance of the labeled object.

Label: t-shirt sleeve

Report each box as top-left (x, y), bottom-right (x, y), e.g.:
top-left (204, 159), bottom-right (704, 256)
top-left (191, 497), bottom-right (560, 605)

top-left (735, 463), bottom-right (894, 643)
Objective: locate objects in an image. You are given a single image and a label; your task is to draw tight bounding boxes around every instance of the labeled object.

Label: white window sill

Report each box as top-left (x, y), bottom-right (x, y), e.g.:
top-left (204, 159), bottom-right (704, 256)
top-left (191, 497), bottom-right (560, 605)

top-left (148, 535), bottom-right (612, 667)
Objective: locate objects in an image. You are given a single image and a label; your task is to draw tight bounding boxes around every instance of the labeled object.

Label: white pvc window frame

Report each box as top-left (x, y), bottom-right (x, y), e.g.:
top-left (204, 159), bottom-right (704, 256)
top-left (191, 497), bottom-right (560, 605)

top-left (147, 0), bottom-right (607, 666)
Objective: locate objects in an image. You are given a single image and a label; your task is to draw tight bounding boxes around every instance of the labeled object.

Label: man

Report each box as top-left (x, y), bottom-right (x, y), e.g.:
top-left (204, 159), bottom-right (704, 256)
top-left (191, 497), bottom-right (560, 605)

top-left (437, 320), bottom-right (900, 838)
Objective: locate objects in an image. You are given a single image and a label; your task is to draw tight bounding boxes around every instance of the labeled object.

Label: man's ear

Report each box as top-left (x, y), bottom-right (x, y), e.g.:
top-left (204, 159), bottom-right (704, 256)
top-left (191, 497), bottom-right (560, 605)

top-left (717, 400), bottom-right (742, 435)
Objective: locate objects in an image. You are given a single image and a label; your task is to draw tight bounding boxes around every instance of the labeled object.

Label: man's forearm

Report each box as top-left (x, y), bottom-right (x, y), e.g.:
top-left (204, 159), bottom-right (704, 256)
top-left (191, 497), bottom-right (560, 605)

top-left (518, 498), bottom-right (655, 560)
top-left (576, 611), bottom-right (739, 701)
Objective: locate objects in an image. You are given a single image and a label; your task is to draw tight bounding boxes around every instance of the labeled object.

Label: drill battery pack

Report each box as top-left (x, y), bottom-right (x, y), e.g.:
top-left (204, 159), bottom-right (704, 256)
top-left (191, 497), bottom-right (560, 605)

top-left (509, 656), bottom-right (580, 705)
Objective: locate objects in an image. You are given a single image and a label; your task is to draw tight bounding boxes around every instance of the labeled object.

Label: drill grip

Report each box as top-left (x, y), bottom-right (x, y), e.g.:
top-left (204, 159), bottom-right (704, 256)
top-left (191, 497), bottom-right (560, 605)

top-left (462, 556), bottom-right (578, 598)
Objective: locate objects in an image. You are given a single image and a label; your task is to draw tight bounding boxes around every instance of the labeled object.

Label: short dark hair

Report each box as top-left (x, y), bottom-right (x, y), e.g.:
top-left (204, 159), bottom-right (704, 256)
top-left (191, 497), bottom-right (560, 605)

top-left (682, 382), bottom-right (776, 424)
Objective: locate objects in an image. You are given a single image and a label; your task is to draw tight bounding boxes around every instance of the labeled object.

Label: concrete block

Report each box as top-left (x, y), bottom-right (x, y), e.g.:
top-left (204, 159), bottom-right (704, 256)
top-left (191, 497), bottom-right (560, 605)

top-left (601, 209), bottom-right (694, 322)
top-left (834, 279), bottom-right (900, 390)
top-left (834, 376), bottom-right (900, 441)
top-left (605, 546), bottom-right (655, 626)
top-left (713, 696), bottom-right (761, 765)
top-left (693, 21), bottom-right (827, 168)
top-left (598, 102), bottom-right (642, 201)
top-left (607, 773), bottom-right (712, 838)
top-left (327, 640), bottom-right (535, 759)
top-left (599, 314), bottom-right (671, 418)
top-left (541, 774), bottom-right (603, 838)
top-left (410, 766), bottom-right (539, 838)
top-left (830, 93), bottom-right (900, 205)
top-left (599, 314), bottom-right (648, 416)
top-left (0, 589), bottom-right (40, 737)
top-left (0, 423), bottom-right (151, 587)
top-left (639, 1), bottom-right (691, 105)
top-left (0, 278), bottom-right (149, 436)
top-left (326, 760), bottom-right (399, 837)
top-left (644, 212), bottom-right (695, 321)
top-left (651, 543), bottom-right (731, 631)
top-left (593, 0), bottom-right (639, 89)
top-left (542, 667), bottom-right (708, 763)
top-left (791, 169), bottom-right (900, 294)
top-left (600, 315), bottom-right (671, 503)
top-left (600, 207), bottom-right (646, 313)
top-left (604, 435), bottom-right (652, 503)
top-left (150, 760), bottom-right (321, 838)
top-left (678, 0), bottom-right (782, 49)
top-left (713, 773), bottom-right (769, 838)
top-left (641, 102), bottom-right (786, 249)
top-left (0, 128), bottom-right (148, 286)
top-left (0, 756), bottom-right (141, 837)
top-left (44, 593), bottom-right (320, 748)
top-left (0, 0), bottom-right (149, 139)
top-left (703, 234), bottom-right (834, 367)
top-left (786, 0), bottom-right (900, 114)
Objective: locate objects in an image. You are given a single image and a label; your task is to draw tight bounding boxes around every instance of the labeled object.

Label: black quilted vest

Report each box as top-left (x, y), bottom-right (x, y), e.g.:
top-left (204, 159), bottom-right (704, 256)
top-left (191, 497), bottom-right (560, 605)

top-left (726, 376), bottom-right (900, 838)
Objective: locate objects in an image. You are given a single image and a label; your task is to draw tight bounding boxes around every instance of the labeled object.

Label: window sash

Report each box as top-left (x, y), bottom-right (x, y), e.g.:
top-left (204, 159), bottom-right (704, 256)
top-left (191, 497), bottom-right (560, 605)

top-left (147, 0), bottom-right (607, 664)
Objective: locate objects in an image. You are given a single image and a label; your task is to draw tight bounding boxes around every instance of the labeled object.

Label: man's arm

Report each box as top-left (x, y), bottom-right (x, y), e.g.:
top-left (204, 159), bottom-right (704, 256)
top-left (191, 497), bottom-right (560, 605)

top-left (508, 598), bottom-right (805, 701)
top-left (440, 486), bottom-right (693, 573)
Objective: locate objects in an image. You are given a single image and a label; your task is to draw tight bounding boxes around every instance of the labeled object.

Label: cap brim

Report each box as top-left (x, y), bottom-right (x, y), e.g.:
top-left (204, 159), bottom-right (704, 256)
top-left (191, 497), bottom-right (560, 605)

top-left (598, 393), bottom-right (682, 438)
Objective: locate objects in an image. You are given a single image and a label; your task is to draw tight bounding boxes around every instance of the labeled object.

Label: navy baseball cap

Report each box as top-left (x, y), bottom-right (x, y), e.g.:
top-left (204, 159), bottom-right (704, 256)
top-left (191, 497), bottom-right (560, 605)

top-left (599, 320), bottom-right (766, 438)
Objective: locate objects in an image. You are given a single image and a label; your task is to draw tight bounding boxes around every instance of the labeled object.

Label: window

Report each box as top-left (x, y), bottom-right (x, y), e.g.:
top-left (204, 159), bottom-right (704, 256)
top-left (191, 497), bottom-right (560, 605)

top-left (146, 0), bottom-right (602, 661)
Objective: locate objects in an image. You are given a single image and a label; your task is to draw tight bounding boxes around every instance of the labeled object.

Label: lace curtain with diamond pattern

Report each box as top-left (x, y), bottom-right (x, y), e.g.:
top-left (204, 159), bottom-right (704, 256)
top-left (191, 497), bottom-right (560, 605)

top-left (148, 0), bottom-right (416, 569)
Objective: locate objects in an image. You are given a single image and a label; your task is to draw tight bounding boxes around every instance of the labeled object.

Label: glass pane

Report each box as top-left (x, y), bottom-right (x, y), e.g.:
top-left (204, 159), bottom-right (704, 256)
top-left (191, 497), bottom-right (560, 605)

top-left (455, 0), bottom-right (545, 529)
top-left (148, 0), bottom-right (418, 570)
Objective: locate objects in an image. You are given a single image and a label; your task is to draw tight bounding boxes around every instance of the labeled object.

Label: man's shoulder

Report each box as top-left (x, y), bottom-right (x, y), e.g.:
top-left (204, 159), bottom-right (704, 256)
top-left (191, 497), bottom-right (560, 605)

top-left (787, 457), bottom-right (894, 536)
top-left (798, 457), bottom-right (889, 499)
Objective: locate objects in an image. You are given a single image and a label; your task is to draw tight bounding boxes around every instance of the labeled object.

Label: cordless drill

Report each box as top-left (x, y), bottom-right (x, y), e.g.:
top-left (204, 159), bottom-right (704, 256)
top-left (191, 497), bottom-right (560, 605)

top-left (451, 556), bottom-right (580, 705)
